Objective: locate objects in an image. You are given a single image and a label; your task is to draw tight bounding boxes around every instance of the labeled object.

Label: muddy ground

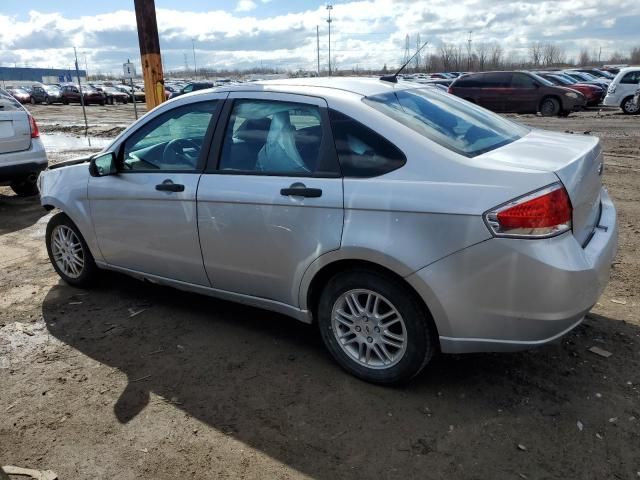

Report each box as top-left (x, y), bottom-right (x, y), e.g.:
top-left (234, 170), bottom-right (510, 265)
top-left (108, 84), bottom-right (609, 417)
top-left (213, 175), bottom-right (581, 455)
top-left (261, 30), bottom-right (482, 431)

top-left (1, 104), bottom-right (639, 479)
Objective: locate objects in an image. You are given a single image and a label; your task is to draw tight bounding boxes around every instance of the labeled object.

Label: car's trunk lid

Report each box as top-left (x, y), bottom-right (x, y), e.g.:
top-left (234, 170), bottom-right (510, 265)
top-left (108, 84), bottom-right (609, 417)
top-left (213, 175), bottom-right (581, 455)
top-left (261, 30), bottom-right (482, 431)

top-left (478, 129), bottom-right (603, 246)
top-left (0, 96), bottom-right (31, 154)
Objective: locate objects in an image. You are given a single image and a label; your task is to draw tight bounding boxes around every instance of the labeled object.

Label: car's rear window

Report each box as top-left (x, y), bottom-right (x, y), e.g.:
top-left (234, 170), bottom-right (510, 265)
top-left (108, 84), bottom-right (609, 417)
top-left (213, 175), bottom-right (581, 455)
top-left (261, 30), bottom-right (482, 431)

top-left (363, 88), bottom-right (529, 157)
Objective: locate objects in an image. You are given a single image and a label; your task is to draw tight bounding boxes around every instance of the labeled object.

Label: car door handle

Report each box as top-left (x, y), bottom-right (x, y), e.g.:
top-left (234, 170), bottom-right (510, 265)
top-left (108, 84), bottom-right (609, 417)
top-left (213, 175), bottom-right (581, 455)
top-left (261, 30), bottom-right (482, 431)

top-left (280, 183), bottom-right (322, 198)
top-left (155, 180), bottom-right (184, 192)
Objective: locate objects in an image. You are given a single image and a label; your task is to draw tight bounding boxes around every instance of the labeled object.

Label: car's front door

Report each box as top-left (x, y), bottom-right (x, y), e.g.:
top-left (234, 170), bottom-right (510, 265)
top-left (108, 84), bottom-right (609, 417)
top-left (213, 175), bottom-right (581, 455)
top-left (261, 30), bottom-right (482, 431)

top-left (88, 94), bottom-right (225, 285)
top-left (197, 92), bottom-right (344, 306)
top-left (505, 73), bottom-right (539, 113)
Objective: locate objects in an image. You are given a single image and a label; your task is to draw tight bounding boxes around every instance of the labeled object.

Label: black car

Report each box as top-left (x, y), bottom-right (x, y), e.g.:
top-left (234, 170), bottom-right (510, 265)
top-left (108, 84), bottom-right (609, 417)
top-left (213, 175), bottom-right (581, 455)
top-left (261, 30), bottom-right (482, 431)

top-left (169, 81), bottom-right (214, 99)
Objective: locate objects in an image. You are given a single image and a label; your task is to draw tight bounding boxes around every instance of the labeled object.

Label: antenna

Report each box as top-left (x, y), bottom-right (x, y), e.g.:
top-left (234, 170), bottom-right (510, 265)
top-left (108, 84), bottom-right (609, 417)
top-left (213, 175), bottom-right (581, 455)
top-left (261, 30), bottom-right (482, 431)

top-left (381, 40), bottom-right (429, 83)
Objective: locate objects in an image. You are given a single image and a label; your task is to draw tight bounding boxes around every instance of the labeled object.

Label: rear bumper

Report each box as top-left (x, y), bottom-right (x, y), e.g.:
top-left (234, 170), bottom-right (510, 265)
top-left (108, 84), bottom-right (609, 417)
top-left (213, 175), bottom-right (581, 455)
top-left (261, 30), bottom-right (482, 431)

top-left (0, 139), bottom-right (48, 182)
top-left (406, 188), bottom-right (618, 353)
top-left (603, 93), bottom-right (621, 107)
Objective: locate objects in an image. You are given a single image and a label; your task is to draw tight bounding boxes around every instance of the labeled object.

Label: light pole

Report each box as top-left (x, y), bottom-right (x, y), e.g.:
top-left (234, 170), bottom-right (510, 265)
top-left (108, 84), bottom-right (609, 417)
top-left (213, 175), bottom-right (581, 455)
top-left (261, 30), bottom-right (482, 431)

top-left (326, 4), bottom-right (333, 76)
top-left (192, 38), bottom-right (197, 79)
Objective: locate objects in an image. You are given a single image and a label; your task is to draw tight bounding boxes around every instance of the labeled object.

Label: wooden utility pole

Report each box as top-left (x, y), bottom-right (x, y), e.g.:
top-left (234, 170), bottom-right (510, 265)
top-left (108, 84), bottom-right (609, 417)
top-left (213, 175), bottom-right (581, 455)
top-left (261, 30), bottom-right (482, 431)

top-left (134, 0), bottom-right (165, 110)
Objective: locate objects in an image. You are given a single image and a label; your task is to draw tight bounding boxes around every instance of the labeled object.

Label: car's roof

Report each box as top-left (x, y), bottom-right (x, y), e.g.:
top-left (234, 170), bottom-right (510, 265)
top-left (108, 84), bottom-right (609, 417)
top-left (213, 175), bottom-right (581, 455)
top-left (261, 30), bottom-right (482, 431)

top-left (215, 77), bottom-right (419, 97)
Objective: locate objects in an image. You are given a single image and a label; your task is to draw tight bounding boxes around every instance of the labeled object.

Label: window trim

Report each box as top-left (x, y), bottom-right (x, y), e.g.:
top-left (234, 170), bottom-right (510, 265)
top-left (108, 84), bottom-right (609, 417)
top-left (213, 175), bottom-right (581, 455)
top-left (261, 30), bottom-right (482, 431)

top-left (205, 94), bottom-right (342, 178)
top-left (115, 99), bottom-right (223, 174)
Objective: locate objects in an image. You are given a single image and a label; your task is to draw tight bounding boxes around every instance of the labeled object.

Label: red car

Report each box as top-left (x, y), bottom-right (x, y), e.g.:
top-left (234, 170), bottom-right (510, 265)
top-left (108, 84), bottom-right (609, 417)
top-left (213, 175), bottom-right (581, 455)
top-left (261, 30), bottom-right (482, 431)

top-left (7, 88), bottom-right (31, 104)
top-left (60, 85), bottom-right (106, 106)
top-left (537, 72), bottom-right (604, 106)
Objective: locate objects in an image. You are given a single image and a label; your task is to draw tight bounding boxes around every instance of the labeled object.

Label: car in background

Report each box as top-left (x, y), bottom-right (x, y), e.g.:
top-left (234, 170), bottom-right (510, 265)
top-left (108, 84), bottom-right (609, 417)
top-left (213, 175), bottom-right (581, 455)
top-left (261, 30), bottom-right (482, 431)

top-left (95, 86), bottom-right (130, 105)
top-left (603, 67), bottom-right (640, 114)
top-left (43, 85), bottom-right (64, 104)
top-left (449, 71), bottom-right (585, 116)
top-left (536, 72), bottom-right (604, 106)
top-left (38, 78), bottom-right (616, 384)
top-left (25, 85), bottom-right (50, 104)
top-left (7, 88), bottom-right (31, 104)
top-left (60, 85), bottom-right (106, 106)
top-left (570, 68), bottom-right (615, 80)
top-left (0, 88), bottom-right (47, 196)
top-left (113, 85), bottom-right (145, 103)
top-left (562, 71), bottom-right (610, 90)
top-left (168, 81), bottom-right (214, 99)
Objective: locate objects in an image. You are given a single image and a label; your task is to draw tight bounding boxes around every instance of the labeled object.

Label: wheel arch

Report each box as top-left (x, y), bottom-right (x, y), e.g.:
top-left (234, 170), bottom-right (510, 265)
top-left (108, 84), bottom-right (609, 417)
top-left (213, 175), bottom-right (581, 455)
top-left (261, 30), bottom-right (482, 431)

top-left (539, 94), bottom-right (562, 111)
top-left (301, 255), bottom-right (441, 346)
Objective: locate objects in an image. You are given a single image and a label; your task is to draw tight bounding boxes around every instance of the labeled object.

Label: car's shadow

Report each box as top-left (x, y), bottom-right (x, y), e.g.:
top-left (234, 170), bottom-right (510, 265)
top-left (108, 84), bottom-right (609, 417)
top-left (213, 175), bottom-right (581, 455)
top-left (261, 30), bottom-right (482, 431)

top-left (42, 273), bottom-right (639, 479)
top-left (0, 190), bottom-right (46, 235)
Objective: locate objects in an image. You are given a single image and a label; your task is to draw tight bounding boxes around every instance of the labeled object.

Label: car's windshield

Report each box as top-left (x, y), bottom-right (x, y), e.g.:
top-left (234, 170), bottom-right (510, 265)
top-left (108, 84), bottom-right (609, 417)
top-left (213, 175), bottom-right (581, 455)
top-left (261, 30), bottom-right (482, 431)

top-left (364, 88), bottom-right (529, 157)
top-left (45, 86), bottom-right (60, 93)
top-left (529, 72), bottom-right (554, 87)
top-left (548, 74), bottom-right (571, 85)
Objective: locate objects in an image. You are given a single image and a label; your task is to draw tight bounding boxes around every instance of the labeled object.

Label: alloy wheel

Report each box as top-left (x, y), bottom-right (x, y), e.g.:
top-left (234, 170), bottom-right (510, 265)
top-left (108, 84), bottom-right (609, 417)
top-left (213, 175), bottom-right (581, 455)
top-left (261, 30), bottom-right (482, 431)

top-left (331, 289), bottom-right (407, 369)
top-left (51, 225), bottom-right (85, 279)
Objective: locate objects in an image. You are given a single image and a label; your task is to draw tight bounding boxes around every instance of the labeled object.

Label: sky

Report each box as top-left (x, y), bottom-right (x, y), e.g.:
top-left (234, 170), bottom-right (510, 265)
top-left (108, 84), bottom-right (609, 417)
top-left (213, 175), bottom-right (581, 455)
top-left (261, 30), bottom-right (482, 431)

top-left (0, 0), bottom-right (639, 74)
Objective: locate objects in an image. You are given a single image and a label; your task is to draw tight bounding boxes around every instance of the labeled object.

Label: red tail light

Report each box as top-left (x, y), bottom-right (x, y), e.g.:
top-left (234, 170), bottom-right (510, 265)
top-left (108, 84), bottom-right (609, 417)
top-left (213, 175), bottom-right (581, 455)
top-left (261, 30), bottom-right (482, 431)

top-left (484, 184), bottom-right (572, 238)
top-left (28, 115), bottom-right (40, 138)
top-left (447, 86), bottom-right (453, 93)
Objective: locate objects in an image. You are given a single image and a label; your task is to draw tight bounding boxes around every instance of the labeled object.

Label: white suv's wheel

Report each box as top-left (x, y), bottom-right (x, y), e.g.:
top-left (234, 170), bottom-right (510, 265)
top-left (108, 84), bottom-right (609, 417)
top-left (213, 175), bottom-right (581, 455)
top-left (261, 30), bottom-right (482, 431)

top-left (621, 96), bottom-right (640, 115)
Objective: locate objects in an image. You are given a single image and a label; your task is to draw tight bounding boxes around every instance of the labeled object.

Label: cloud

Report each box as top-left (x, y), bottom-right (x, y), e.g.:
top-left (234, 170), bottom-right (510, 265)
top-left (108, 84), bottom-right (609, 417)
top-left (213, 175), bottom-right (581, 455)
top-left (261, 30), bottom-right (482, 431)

top-left (236, 0), bottom-right (257, 12)
top-left (0, 0), bottom-right (639, 74)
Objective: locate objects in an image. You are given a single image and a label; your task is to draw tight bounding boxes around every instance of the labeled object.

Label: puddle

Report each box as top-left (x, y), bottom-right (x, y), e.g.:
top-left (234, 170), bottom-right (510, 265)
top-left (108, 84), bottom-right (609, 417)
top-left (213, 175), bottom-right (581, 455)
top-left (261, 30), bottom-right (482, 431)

top-left (41, 132), bottom-right (111, 152)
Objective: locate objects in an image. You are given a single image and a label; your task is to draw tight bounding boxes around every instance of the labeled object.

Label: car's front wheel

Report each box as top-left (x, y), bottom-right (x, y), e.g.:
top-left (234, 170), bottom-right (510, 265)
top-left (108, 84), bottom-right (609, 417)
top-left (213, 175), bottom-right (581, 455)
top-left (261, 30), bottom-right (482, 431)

top-left (540, 97), bottom-right (560, 116)
top-left (46, 213), bottom-right (98, 287)
top-left (318, 269), bottom-right (436, 384)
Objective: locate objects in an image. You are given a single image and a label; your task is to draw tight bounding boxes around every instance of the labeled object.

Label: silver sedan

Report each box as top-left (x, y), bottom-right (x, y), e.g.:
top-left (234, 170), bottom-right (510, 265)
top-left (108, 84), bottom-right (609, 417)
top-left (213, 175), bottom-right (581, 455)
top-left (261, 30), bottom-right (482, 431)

top-left (39, 78), bottom-right (618, 384)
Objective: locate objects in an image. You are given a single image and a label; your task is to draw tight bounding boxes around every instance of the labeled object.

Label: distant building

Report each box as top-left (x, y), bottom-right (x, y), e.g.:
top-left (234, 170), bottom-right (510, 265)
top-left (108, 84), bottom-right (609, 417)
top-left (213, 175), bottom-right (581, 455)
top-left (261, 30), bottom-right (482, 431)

top-left (0, 66), bottom-right (87, 85)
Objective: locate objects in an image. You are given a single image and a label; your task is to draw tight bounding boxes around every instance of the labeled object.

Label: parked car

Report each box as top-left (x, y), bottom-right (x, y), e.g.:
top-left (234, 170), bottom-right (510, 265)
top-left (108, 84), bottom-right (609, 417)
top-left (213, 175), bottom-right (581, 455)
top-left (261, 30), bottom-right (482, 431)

top-left (113, 85), bottom-right (145, 103)
top-left (449, 71), bottom-right (585, 116)
top-left (7, 88), bottom-right (31, 104)
top-left (602, 67), bottom-right (640, 114)
top-left (43, 85), bottom-right (63, 104)
top-left (0, 88), bottom-right (47, 196)
top-left (570, 68), bottom-right (615, 80)
top-left (99, 86), bottom-right (130, 105)
top-left (25, 85), bottom-right (49, 104)
top-left (60, 85), bottom-right (106, 105)
top-left (38, 78), bottom-right (617, 384)
top-left (536, 72), bottom-right (604, 106)
top-left (561, 71), bottom-right (610, 90)
top-left (169, 81), bottom-right (214, 99)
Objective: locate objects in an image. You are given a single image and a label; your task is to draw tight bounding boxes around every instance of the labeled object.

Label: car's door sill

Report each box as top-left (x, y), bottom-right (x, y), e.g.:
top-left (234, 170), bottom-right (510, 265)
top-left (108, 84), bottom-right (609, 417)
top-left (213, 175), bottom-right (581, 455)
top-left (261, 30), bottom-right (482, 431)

top-left (96, 262), bottom-right (313, 324)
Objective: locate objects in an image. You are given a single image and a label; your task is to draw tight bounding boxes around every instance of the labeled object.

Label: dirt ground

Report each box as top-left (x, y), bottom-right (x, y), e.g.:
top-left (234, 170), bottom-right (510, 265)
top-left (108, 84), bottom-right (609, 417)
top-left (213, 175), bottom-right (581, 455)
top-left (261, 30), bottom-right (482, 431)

top-left (1, 104), bottom-right (639, 480)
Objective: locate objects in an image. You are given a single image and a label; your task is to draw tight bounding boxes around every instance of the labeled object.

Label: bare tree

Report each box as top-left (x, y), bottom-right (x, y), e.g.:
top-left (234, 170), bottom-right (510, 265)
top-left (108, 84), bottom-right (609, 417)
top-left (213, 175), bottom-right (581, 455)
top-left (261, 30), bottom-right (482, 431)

top-left (630, 46), bottom-right (640, 64)
top-left (529, 42), bottom-right (543, 66)
top-left (488, 43), bottom-right (503, 70)
top-left (542, 43), bottom-right (565, 66)
top-left (475, 42), bottom-right (488, 71)
top-left (609, 51), bottom-right (626, 63)
top-left (578, 48), bottom-right (591, 66)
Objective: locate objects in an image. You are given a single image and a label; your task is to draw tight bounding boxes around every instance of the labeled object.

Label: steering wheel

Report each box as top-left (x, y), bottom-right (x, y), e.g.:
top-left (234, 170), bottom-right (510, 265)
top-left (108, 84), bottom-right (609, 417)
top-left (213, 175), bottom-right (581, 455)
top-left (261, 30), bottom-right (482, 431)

top-left (162, 138), bottom-right (201, 166)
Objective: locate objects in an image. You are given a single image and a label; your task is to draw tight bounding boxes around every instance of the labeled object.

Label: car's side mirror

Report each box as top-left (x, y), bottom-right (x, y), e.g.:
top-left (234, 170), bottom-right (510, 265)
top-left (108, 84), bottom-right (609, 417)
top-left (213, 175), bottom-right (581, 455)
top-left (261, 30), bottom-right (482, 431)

top-left (89, 152), bottom-right (118, 177)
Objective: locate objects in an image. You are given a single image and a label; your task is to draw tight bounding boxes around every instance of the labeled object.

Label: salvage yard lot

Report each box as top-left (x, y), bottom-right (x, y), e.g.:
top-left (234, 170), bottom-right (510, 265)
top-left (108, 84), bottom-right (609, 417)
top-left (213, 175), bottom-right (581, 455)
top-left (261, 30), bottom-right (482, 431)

top-left (1, 104), bottom-right (639, 479)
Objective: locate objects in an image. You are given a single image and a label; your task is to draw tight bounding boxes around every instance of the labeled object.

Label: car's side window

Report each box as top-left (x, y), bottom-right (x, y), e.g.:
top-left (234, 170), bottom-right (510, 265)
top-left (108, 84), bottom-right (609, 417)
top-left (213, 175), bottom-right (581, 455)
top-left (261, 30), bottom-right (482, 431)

top-left (621, 72), bottom-right (640, 84)
top-left (329, 109), bottom-right (406, 178)
top-left (219, 99), bottom-right (330, 175)
top-left (482, 73), bottom-right (510, 88)
top-left (121, 100), bottom-right (217, 172)
top-left (511, 73), bottom-right (535, 88)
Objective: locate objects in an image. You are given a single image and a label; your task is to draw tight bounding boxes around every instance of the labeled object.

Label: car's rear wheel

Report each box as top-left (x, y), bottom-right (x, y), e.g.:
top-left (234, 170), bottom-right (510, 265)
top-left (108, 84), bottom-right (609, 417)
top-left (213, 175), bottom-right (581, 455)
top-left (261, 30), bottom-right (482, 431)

top-left (621, 96), bottom-right (639, 115)
top-left (46, 213), bottom-right (98, 287)
top-left (30, 97), bottom-right (36, 105)
top-left (62, 98), bottom-right (69, 105)
top-left (318, 269), bottom-right (436, 384)
top-left (540, 97), bottom-right (560, 116)
top-left (46, 96), bottom-right (52, 105)
top-left (10, 175), bottom-right (39, 196)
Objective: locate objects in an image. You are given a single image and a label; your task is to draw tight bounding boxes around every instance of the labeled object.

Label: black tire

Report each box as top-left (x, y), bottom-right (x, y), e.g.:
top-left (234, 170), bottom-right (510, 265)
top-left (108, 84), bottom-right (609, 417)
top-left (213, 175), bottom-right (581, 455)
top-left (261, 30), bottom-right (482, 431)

top-left (46, 96), bottom-right (52, 105)
top-left (317, 269), bottom-right (437, 384)
top-left (559, 110), bottom-right (571, 117)
top-left (10, 175), bottom-right (39, 196)
top-left (45, 212), bottom-right (99, 288)
top-left (62, 98), bottom-right (69, 105)
top-left (621, 96), bottom-right (640, 115)
top-left (540, 97), bottom-right (560, 117)
top-left (30, 97), bottom-right (36, 104)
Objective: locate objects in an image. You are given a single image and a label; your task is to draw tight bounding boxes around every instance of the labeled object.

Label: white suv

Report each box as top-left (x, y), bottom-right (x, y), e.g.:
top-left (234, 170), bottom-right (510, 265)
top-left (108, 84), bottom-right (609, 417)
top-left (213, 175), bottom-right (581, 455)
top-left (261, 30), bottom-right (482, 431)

top-left (0, 88), bottom-right (48, 195)
top-left (603, 67), bottom-right (640, 114)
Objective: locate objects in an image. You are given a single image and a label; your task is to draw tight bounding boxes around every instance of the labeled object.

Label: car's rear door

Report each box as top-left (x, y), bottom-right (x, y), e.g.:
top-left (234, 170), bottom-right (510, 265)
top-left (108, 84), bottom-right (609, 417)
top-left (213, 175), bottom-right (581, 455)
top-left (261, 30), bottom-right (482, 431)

top-left (197, 92), bottom-right (344, 307)
top-left (0, 93), bottom-right (30, 155)
top-left (88, 93), bottom-right (226, 285)
top-left (476, 72), bottom-right (509, 111)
